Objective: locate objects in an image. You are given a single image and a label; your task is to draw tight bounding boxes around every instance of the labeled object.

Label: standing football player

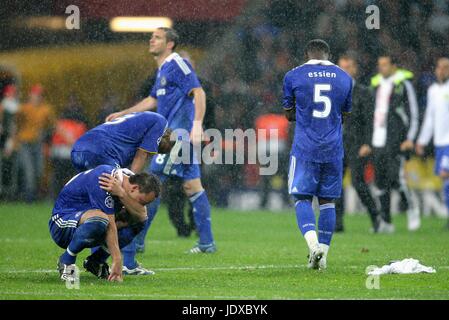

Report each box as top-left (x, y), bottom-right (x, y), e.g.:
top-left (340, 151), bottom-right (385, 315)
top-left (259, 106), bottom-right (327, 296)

top-left (282, 40), bottom-right (352, 270)
top-left (416, 57), bottom-right (449, 229)
top-left (106, 27), bottom-right (216, 266)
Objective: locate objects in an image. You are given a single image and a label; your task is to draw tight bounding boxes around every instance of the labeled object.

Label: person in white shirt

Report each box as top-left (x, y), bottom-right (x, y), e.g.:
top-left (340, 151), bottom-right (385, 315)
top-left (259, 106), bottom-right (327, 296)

top-left (370, 55), bottom-right (420, 232)
top-left (416, 57), bottom-right (449, 228)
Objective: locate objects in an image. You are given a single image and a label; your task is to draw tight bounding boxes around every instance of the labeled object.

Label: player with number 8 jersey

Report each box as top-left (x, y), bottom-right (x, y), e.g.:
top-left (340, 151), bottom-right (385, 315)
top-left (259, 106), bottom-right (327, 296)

top-left (105, 27), bottom-right (216, 266)
top-left (282, 40), bottom-right (352, 270)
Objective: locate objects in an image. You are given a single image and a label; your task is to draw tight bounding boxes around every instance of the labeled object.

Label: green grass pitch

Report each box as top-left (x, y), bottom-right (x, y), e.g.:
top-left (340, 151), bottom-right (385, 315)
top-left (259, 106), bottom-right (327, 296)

top-left (0, 202), bottom-right (448, 300)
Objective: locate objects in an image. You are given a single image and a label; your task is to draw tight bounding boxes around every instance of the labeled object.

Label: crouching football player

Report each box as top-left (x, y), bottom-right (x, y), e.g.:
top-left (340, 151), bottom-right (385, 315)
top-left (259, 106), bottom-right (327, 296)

top-left (49, 164), bottom-right (161, 282)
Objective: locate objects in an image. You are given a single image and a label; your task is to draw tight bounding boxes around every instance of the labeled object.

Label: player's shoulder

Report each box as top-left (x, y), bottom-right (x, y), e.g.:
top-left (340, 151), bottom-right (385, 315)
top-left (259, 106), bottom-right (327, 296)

top-left (92, 164), bottom-right (116, 176)
top-left (427, 82), bottom-right (440, 92)
top-left (142, 111), bottom-right (167, 125)
top-left (166, 52), bottom-right (193, 75)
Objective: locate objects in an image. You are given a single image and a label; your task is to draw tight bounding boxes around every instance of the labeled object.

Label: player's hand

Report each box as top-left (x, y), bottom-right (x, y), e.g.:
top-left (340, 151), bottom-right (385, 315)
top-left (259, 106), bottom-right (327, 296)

top-left (415, 144), bottom-right (425, 156)
top-left (105, 112), bottom-right (123, 122)
top-left (99, 173), bottom-right (125, 197)
top-left (108, 261), bottom-right (123, 282)
top-left (400, 140), bottom-right (414, 152)
top-left (358, 144), bottom-right (372, 158)
top-left (190, 120), bottom-right (204, 145)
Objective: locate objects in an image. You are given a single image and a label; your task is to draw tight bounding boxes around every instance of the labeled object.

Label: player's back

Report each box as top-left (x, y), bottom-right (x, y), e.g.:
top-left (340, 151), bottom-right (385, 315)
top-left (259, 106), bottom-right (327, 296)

top-left (284, 60), bottom-right (352, 163)
top-left (74, 112), bottom-right (167, 167)
top-left (52, 165), bottom-right (117, 216)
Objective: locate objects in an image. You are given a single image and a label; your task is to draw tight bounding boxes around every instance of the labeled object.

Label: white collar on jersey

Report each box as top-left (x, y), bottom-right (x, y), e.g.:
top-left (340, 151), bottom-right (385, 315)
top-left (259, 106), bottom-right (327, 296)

top-left (303, 59), bottom-right (334, 65)
top-left (159, 52), bottom-right (180, 69)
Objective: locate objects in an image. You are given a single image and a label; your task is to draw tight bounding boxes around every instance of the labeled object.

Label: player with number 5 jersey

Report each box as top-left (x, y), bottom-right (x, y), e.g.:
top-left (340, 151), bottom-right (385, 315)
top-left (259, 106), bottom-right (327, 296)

top-left (282, 39), bottom-right (352, 270)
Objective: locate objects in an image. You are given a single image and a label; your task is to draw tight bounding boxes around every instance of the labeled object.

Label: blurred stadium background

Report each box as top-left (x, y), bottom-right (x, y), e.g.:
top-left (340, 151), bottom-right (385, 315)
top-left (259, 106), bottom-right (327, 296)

top-left (1, 0), bottom-right (449, 301)
top-left (1, 0), bottom-right (448, 217)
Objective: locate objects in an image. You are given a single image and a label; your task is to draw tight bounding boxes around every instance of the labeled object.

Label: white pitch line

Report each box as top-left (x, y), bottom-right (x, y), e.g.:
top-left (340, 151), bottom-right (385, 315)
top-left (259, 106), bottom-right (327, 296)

top-left (0, 291), bottom-right (257, 300)
top-left (1, 264), bottom-right (448, 274)
top-left (0, 264), bottom-right (309, 274)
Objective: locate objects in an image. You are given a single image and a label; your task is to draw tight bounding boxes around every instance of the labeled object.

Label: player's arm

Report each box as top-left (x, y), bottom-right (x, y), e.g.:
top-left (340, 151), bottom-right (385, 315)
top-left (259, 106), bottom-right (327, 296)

top-left (130, 149), bottom-right (154, 174)
top-left (99, 173), bottom-right (147, 223)
top-left (282, 72), bottom-right (296, 122)
top-left (401, 80), bottom-right (419, 152)
top-left (416, 91), bottom-right (434, 156)
top-left (341, 79), bottom-right (353, 125)
top-left (358, 87), bottom-right (374, 157)
top-left (105, 96), bottom-right (157, 122)
top-left (104, 215), bottom-right (122, 282)
top-left (190, 87), bottom-right (206, 144)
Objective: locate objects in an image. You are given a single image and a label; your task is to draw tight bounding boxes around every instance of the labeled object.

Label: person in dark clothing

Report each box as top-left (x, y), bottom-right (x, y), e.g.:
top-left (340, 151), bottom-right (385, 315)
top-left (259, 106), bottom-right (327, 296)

top-left (335, 53), bottom-right (381, 232)
top-left (369, 54), bottom-right (420, 232)
top-left (50, 94), bottom-right (89, 199)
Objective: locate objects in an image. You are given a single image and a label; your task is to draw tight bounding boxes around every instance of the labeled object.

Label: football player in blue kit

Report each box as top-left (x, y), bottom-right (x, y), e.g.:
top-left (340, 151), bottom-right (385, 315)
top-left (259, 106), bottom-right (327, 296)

top-left (72, 111), bottom-right (174, 174)
top-left (106, 27), bottom-right (216, 270)
top-left (282, 40), bottom-right (352, 270)
top-left (49, 165), bottom-right (161, 282)
top-left (70, 111), bottom-right (174, 275)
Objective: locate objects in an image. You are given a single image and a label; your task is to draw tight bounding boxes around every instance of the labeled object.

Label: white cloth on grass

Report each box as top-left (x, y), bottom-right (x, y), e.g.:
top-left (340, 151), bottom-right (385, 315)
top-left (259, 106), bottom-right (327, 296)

top-left (368, 258), bottom-right (436, 275)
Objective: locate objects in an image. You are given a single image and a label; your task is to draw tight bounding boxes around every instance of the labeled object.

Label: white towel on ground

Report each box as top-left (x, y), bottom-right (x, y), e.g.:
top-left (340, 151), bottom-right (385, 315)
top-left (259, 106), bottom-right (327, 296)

top-left (368, 258), bottom-right (436, 275)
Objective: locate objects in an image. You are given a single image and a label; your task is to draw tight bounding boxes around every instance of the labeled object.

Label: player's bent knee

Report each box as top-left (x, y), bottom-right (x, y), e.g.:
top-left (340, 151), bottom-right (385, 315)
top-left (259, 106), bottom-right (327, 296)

top-left (183, 179), bottom-right (204, 196)
top-left (80, 210), bottom-right (109, 225)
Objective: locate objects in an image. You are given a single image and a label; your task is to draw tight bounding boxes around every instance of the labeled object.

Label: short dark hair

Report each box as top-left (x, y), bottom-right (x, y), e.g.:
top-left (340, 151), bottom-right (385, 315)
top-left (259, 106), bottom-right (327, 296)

top-left (378, 53), bottom-right (399, 65)
top-left (129, 172), bottom-right (161, 197)
top-left (339, 51), bottom-right (359, 65)
top-left (158, 27), bottom-right (179, 50)
top-left (305, 39), bottom-right (330, 58)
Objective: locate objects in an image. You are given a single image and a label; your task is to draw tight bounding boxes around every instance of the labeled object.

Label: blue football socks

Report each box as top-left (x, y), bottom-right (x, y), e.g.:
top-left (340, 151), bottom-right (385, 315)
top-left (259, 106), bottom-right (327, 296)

top-left (189, 190), bottom-right (214, 245)
top-left (318, 203), bottom-right (336, 246)
top-left (60, 217), bottom-right (109, 265)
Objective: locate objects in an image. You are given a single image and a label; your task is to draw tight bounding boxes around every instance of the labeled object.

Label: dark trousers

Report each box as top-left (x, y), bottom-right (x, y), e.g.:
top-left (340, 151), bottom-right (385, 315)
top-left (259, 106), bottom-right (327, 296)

top-left (51, 158), bottom-right (77, 200)
top-left (372, 149), bottom-right (413, 223)
top-left (163, 177), bottom-right (195, 237)
top-left (336, 155), bottom-right (380, 230)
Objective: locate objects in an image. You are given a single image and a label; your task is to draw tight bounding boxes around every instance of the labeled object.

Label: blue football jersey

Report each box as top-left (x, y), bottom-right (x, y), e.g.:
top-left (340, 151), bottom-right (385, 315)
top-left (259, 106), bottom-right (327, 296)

top-left (150, 52), bottom-right (201, 135)
top-left (73, 111), bottom-right (167, 168)
top-left (282, 60), bottom-right (352, 162)
top-left (52, 165), bottom-right (122, 217)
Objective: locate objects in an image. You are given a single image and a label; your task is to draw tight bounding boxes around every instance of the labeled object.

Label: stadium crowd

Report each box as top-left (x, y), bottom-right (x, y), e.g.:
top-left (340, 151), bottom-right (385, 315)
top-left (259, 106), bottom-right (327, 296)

top-left (0, 0), bottom-right (448, 230)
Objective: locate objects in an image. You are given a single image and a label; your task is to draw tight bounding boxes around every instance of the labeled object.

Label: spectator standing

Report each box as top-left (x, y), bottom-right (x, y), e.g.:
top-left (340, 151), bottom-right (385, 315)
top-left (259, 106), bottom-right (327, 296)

top-left (15, 84), bottom-right (55, 202)
top-left (0, 84), bottom-right (19, 199)
top-left (370, 55), bottom-right (420, 232)
top-left (416, 57), bottom-right (449, 229)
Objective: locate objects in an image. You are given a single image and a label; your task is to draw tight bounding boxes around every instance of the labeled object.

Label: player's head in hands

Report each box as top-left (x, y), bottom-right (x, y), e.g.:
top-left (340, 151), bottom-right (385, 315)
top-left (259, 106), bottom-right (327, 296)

top-left (149, 27), bottom-right (179, 57)
top-left (304, 39), bottom-right (331, 61)
top-left (158, 127), bottom-right (176, 154)
top-left (123, 172), bottom-right (161, 205)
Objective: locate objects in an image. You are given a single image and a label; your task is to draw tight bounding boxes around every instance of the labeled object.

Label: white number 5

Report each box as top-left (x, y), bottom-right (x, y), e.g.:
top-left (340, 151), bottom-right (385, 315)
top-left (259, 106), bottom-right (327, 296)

top-left (313, 84), bottom-right (332, 118)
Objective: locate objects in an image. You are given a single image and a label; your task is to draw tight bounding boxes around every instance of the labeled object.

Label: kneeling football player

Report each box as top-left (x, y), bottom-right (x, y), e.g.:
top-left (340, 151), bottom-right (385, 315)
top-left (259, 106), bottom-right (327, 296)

top-left (49, 165), bottom-right (160, 282)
